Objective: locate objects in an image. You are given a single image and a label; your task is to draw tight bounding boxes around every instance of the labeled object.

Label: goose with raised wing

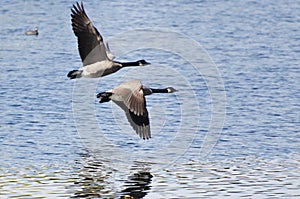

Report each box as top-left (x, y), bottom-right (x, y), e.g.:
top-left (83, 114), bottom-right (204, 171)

top-left (67, 2), bottom-right (150, 79)
top-left (96, 80), bottom-right (177, 140)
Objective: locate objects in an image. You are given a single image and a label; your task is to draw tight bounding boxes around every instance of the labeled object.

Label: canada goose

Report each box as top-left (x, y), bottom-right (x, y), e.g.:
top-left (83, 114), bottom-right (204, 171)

top-left (25, 27), bottom-right (38, 35)
top-left (67, 2), bottom-right (150, 79)
top-left (96, 80), bottom-right (177, 140)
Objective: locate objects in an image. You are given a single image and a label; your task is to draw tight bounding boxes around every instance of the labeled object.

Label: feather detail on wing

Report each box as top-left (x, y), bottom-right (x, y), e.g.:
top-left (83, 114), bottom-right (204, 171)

top-left (71, 2), bottom-right (108, 65)
top-left (114, 101), bottom-right (151, 140)
top-left (112, 80), bottom-right (147, 116)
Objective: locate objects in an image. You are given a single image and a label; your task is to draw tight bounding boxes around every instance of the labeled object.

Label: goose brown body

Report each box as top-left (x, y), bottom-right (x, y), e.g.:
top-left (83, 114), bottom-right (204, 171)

top-left (97, 80), bottom-right (177, 139)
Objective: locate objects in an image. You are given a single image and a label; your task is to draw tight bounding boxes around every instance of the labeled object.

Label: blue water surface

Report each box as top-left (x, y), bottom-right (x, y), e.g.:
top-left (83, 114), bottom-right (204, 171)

top-left (0, 0), bottom-right (299, 198)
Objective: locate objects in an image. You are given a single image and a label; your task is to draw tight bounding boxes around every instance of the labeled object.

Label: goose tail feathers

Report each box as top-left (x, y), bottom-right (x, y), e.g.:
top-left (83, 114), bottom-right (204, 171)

top-left (96, 92), bottom-right (112, 103)
top-left (67, 70), bottom-right (82, 79)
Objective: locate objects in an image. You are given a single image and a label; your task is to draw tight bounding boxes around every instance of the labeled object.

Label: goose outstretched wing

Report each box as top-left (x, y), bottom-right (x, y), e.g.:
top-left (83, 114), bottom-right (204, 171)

top-left (112, 80), bottom-right (151, 139)
top-left (114, 101), bottom-right (151, 140)
top-left (71, 2), bottom-right (108, 66)
top-left (112, 80), bottom-right (147, 116)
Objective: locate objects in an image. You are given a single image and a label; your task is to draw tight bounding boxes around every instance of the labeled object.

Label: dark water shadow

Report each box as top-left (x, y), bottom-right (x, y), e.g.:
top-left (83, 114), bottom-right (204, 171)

top-left (119, 170), bottom-right (153, 199)
top-left (72, 151), bottom-right (153, 199)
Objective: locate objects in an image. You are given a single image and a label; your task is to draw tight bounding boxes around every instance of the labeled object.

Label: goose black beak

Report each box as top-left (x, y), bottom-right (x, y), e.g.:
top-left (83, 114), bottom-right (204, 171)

top-left (138, 59), bottom-right (151, 66)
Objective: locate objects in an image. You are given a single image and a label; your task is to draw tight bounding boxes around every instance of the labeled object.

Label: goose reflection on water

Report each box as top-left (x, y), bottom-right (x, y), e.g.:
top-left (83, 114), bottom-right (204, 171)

top-left (72, 157), bottom-right (108, 198)
top-left (120, 171), bottom-right (153, 199)
top-left (72, 154), bottom-right (153, 198)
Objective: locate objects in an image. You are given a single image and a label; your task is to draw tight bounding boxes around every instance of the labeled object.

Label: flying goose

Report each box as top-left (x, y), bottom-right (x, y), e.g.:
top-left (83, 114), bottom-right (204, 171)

top-left (96, 80), bottom-right (177, 140)
top-left (67, 2), bottom-right (150, 79)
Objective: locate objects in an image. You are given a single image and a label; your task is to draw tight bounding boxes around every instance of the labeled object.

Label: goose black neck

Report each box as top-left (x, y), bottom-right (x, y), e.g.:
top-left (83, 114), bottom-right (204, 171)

top-left (150, 88), bottom-right (169, 93)
top-left (119, 61), bottom-right (140, 67)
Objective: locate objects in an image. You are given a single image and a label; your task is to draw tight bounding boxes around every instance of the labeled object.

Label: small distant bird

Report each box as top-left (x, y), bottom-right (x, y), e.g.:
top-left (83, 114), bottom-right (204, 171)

top-left (25, 27), bottom-right (38, 35)
top-left (97, 80), bottom-right (178, 139)
top-left (67, 2), bottom-right (150, 79)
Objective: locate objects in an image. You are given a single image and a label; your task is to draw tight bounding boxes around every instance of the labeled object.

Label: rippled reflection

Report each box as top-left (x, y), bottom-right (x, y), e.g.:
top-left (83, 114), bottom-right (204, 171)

top-left (120, 171), bottom-right (153, 199)
top-left (73, 160), bottom-right (109, 198)
top-left (72, 152), bottom-right (153, 199)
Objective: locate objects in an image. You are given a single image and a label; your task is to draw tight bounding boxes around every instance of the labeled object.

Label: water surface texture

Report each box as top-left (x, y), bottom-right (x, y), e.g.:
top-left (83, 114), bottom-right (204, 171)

top-left (1, 0), bottom-right (299, 198)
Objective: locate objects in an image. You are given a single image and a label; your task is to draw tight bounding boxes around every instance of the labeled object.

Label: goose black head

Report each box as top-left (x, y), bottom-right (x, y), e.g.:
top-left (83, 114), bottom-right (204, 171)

top-left (137, 59), bottom-right (151, 66)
